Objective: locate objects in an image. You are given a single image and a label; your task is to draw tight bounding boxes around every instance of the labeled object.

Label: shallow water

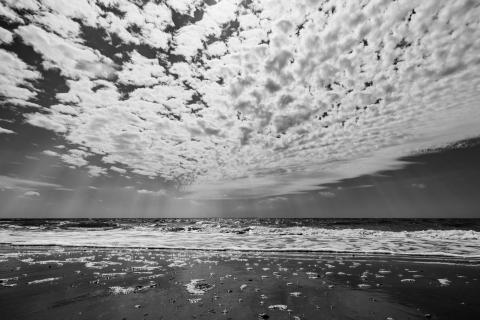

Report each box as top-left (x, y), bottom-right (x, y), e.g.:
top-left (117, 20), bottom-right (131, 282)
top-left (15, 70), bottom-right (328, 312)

top-left (1, 219), bottom-right (480, 258)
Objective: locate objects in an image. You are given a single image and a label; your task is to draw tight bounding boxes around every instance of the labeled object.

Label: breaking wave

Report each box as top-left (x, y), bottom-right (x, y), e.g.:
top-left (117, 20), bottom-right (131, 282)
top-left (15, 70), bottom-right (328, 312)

top-left (1, 219), bottom-right (480, 258)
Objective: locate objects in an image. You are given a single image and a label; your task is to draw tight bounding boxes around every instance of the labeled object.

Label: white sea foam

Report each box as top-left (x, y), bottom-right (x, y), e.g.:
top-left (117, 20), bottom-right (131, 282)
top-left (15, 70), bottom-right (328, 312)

top-left (268, 304), bottom-right (288, 311)
top-left (0, 276), bottom-right (19, 287)
top-left (438, 278), bottom-right (451, 286)
top-left (98, 272), bottom-right (127, 278)
top-left (1, 226), bottom-right (480, 258)
top-left (27, 277), bottom-right (61, 285)
top-left (185, 279), bottom-right (214, 295)
top-left (138, 274), bottom-right (164, 281)
top-left (110, 286), bottom-right (135, 295)
top-left (85, 261), bottom-right (121, 269)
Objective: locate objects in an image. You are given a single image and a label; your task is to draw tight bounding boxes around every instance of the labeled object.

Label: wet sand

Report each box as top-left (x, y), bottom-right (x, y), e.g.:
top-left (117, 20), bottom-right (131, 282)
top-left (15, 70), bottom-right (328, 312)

top-left (1, 245), bottom-right (480, 319)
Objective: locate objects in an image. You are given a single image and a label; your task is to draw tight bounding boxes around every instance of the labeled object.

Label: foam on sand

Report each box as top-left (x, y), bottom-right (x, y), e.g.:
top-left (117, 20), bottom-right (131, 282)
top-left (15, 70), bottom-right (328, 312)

top-left (110, 286), bottom-right (135, 295)
top-left (400, 278), bottom-right (416, 283)
top-left (268, 305), bottom-right (288, 311)
top-left (438, 278), bottom-right (451, 286)
top-left (0, 276), bottom-right (19, 287)
top-left (185, 279), bottom-right (215, 295)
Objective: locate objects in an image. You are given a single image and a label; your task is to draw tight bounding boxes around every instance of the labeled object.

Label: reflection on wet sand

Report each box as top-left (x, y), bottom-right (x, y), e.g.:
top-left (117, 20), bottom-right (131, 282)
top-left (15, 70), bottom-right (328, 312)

top-left (1, 246), bottom-right (480, 319)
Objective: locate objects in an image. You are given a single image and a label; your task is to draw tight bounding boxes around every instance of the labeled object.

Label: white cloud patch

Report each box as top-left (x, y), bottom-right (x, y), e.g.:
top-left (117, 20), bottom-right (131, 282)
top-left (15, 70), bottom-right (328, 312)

top-left (0, 49), bottom-right (41, 106)
top-left (117, 51), bottom-right (169, 86)
top-left (87, 165), bottom-right (107, 177)
top-left (42, 150), bottom-right (59, 156)
top-left (2, 0), bottom-right (480, 199)
top-left (0, 126), bottom-right (15, 134)
top-left (30, 11), bottom-right (81, 39)
top-left (23, 190), bottom-right (40, 197)
top-left (0, 26), bottom-right (13, 43)
top-left (0, 175), bottom-right (61, 191)
top-left (137, 189), bottom-right (167, 196)
top-left (110, 166), bottom-right (127, 174)
top-left (0, 2), bottom-right (23, 23)
top-left (16, 25), bottom-right (116, 79)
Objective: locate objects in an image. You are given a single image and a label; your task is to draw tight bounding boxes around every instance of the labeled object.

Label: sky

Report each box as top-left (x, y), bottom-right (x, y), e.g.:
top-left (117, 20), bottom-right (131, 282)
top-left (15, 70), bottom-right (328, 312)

top-left (0, 0), bottom-right (480, 218)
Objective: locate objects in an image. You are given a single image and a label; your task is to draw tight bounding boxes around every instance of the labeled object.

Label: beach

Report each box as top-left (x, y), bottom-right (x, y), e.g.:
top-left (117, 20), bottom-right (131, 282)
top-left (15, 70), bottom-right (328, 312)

top-left (1, 245), bottom-right (480, 320)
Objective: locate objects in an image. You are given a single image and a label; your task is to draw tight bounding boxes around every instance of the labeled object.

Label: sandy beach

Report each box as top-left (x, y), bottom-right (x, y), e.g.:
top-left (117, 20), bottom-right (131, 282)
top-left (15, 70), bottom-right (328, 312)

top-left (1, 245), bottom-right (479, 319)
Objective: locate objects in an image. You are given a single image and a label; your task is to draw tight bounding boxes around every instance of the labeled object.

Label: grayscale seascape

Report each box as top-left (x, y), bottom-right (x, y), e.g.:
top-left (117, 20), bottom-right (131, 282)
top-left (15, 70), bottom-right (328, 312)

top-left (1, 0), bottom-right (480, 319)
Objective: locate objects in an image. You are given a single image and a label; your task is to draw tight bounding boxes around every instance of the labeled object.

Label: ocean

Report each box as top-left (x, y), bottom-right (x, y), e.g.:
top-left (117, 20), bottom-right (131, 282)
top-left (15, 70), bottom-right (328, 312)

top-left (1, 218), bottom-right (480, 258)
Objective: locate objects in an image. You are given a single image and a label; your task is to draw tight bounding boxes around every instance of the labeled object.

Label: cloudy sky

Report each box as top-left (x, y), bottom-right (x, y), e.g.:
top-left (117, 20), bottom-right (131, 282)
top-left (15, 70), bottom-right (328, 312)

top-left (1, 0), bottom-right (480, 218)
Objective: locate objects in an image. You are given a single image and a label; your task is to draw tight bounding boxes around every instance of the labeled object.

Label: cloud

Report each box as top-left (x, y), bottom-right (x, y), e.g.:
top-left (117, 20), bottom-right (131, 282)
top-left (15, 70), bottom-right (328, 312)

top-left (0, 49), bottom-right (41, 106)
top-left (257, 196), bottom-right (288, 208)
top-left (42, 150), bottom-right (59, 156)
top-left (16, 24), bottom-right (116, 79)
top-left (110, 166), bottom-right (127, 174)
top-left (117, 51), bottom-right (169, 86)
top-left (26, 113), bottom-right (68, 133)
top-left (0, 26), bottom-right (13, 43)
top-left (30, 11), bottom-right (81, 39)
top-left (349, 184), bottom-right (375, 189)
top-left (0, 2), bottom-right (23, 23)
top-left (318, 191), bottom-right (336, 198)
top-left (0, 126), bottom-right (15, 134)
top-left (1, 0), bottom-right (480, 200)
top-left (87, 166), bottom-right (107, 177)
top-left (22, 191), bottom-right (40, 197)
top-left (137, 189), bottom-right (167, 196)
top-left (0, 175), bottom-right (61, 191)
top-left (60, 149), bottom-right (89, 167)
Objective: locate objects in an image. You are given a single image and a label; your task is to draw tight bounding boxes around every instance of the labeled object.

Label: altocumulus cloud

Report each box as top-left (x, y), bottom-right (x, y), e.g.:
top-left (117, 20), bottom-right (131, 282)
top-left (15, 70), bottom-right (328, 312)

top-left (1, 0), bottom-right (480, 199)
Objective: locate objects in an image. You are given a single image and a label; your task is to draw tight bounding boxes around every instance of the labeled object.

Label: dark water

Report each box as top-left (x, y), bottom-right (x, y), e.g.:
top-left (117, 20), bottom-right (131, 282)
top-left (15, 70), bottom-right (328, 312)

top-left (2, 218), bottom-right (480, 231)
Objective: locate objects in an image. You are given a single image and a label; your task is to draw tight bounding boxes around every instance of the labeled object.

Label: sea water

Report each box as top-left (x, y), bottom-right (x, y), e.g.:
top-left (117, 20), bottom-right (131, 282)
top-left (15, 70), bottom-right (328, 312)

top-left (1, 218), bottom-right (479, 258)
